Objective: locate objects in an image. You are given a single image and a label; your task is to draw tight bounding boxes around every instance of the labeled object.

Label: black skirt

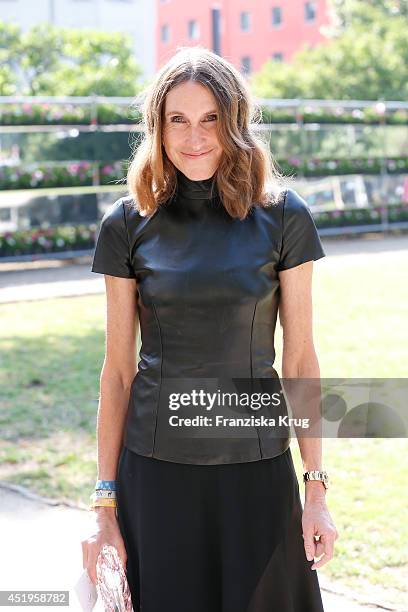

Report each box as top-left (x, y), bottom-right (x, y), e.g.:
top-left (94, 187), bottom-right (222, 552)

top-left (116, 445), bottom-right (325, 612)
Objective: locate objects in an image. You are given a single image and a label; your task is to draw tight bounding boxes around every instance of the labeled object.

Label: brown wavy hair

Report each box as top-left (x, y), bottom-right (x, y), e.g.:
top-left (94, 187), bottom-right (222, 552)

top-left (125, 46), bottom-right (293, 220)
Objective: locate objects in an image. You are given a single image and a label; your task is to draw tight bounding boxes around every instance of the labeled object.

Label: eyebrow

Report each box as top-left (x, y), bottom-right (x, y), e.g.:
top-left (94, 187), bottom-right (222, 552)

top-left (165, 109), bottom-right (218, 117)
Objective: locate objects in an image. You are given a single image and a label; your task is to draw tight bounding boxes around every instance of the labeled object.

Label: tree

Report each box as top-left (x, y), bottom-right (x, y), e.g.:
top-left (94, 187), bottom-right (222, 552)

top-left (323, 0), bottom-right (408, 37)
top-left (0, 21), bottom-right (143, 96)
top-left (0, 21), bottom-right (21, 95)
top-left (251, 2), bottom-right (408, 100)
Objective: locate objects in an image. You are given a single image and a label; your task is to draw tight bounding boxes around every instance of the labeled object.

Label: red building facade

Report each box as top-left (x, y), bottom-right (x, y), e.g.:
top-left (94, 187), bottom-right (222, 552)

top-left (157, 0), bottom-right (332, 74)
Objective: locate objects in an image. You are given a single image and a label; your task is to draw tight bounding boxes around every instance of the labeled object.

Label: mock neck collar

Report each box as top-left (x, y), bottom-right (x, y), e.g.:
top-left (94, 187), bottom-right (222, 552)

top-left (175, 168), bottom-right (219, 200)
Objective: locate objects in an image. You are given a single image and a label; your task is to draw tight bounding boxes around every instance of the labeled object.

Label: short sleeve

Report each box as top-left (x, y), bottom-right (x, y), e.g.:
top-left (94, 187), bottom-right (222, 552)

top-left (277, 188), bottom-right (326, 271)
top-left (91, 198), bottom-right (136, 278)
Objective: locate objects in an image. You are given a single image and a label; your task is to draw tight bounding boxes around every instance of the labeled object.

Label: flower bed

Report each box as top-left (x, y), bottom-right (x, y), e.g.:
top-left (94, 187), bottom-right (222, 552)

top-left (0, 161), bottom-right (95, 190)
top-left (0, 102), bottom-right (141, 126)
top-left (278, 157), bottom-right (408, 177)
top-left (0, 161), bottom-right (127, 190)
top-left (1, 203), bottom-right (408, 257)
top-left (0, 224), bottom-right (97, 257)
top-left (314, 203), bottom-right (408, 229)
top-left (0, 157), bottom-right (407, 191)
top-left (262, 106), bottom-right (407, 125)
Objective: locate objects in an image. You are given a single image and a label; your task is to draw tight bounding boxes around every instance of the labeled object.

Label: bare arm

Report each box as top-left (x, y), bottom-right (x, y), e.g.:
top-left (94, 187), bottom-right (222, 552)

top-left (82, 274), bottom-right (138, 583)
top-left (278, 260), bottom-right (325, 503)
top-left (95, 274), bottom-right (139, 516)
top-left (278, 261), bottom-right (338, 569)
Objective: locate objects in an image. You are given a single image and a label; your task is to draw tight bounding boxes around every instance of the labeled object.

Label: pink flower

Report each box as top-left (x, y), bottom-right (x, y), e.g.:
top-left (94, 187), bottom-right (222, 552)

top-left (102, 165), bottom-right (114, 175)
top-left (352, 109), bottom-right (364, 120)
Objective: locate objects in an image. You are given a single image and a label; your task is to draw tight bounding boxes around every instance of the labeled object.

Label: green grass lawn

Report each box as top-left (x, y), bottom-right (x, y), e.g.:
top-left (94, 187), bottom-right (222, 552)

top-left (0, 254), bottom-right (407, 607)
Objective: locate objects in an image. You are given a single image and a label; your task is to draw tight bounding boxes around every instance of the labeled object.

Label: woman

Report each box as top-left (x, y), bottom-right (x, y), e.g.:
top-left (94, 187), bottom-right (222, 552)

top-left (82, 46), bottom-right (338, 612)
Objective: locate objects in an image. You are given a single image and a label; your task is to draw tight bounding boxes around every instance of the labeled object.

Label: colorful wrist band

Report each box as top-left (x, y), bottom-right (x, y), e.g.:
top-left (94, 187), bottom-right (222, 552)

top-left (90, 499), bottom-right (117, 507)
top-left (95, 479), bottom-right (116, 491)
top-left (92, 490), bottom-right (117, 499)
top-left (89, 498), bottom-right (117, 510)
top-left (89, 491), bottom-right (116, 500)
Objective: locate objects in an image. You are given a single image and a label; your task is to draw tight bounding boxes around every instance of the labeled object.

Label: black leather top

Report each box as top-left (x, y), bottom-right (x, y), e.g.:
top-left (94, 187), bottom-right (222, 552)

top-left (91, 169), bottom-right (326, 464)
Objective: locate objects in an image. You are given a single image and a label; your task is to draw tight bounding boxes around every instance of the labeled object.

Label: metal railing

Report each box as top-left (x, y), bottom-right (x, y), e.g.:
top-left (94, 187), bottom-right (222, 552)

top-left (0, 96), bottom-right (407, 258)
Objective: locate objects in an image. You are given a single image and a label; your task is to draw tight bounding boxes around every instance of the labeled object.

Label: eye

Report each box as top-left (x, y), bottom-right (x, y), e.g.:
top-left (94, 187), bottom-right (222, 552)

top-left (170, 114), bottom-right (218, 123)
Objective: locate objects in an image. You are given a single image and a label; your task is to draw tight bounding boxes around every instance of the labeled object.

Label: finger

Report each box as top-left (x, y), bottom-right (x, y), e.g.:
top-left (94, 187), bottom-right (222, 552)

top-left (81, 541), bottom-right (88, 569)
top-left (311, 553), bottom-right (327, 569)
top-left (119, 557), bottom-right (128, 572)
top-left (86, 551), bottom-right (98, 585)
top-left (87, 565), bottom-right (98, 586)
top-left (303, 530), bottom-right (316, 562)
top-left (115, 544), bottom-right (128, 570)
top-left (304, 532), bottom-right (329, 564)
top-left (314, 539), bottom-right (325, 559)
top-left (322, 533), bottom-right (335, 559)
top-left (311, 551), bottom-right (333, 570)
top-left (311, 535), bottom-right (334, 569)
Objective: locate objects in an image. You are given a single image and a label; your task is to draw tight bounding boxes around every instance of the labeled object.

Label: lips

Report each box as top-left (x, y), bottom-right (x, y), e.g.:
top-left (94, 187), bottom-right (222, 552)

top-left (182, 150), bottom-right (212, 158)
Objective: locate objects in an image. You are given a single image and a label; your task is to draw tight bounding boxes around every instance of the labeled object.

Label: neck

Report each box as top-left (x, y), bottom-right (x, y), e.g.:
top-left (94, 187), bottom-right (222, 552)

top-left (176, 168), bottom-right (218, 200)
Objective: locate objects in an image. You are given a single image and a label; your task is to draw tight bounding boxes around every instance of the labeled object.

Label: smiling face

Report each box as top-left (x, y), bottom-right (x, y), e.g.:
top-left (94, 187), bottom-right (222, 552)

top-left (162, 80), bottom-right (223, 181)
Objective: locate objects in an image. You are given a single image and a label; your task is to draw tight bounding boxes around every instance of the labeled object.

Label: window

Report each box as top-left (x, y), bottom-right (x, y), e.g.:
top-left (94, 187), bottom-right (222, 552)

top-left (211, 8), bottom-right (221, 55)
top-left (271, 6), bottom-right (282, 27)
top-left (0, 208), bottom-right (11, 222)
top-left (240, 11), bottom-right (251, 32)
top-left (272, 52), bottom-right (283, 62)
top-left (241, 56), bottom-right (252, 74)
top-left (161, 24), bottom-right (170, 43)
top-left (304, 1), bottom-right (317, 22)
top-left (188, 19), bottom-right (200, 40)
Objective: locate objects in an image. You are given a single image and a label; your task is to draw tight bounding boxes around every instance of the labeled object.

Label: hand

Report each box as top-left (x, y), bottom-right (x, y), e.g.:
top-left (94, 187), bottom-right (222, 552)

top-left (302, 497), bottom-right (339, 570)
top-left (81, 509), bottom-right (127, 585)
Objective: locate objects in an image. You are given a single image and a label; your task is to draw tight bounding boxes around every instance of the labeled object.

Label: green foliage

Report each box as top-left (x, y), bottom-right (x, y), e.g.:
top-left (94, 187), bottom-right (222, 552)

top-left (0, 21), bottom-right (21, 94)
top-left (324, 0), bottom-right (408, 37)
top-left (0, 21), bottom-right (143, 96)
top-left (251, 1), bottom-right (408, 100)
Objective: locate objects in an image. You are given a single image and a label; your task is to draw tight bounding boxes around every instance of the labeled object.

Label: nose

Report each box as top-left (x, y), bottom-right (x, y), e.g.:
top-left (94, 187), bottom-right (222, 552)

top-left (185, 125), bottom-right (207, 150)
